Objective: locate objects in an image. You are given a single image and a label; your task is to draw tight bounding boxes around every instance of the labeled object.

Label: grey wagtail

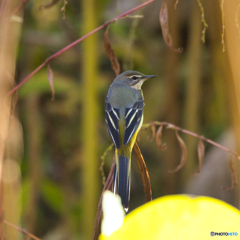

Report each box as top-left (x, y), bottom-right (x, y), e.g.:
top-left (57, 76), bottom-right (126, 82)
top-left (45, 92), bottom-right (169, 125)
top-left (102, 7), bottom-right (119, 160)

top-left (105, 70), bottom-right (157, 210)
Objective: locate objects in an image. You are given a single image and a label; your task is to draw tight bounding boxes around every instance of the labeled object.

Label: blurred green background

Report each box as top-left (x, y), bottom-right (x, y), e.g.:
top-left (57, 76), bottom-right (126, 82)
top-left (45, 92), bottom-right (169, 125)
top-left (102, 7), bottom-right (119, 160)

top-left (1, 0), bottom-right (240, 239)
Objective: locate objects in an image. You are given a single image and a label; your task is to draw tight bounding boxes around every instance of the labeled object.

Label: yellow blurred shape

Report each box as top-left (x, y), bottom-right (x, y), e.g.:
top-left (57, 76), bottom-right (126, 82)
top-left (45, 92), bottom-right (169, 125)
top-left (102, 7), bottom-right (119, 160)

top-left (99, 195), bottom-right (240, 240)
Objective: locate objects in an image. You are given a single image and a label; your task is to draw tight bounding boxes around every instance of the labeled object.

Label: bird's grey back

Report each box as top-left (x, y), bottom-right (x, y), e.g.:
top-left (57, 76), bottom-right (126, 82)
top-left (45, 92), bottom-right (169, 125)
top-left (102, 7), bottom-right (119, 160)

top-left (106, 81), bottom-right (143, 108)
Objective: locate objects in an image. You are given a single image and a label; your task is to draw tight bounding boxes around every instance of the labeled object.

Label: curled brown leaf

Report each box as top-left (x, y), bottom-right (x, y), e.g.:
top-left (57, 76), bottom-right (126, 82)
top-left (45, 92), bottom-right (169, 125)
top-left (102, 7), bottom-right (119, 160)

top-left (169, 131), bottom-right (187, 173)
top-left (159, 0), bottom-right (183, 53)
top-left (147, 123), bottom-right (156, 142)
top-left (156, 125), bottom-right (167, 150)
top-left (47, 64), bottom-right (55, 101)
top-left (104, 26), bottom-right (120, 76)
top-left (195, 139), bottom-right (205, 175)
top-left (223, 156), bottom-right (238, 190)
top-left (174, 0), bottom-right (179, 9)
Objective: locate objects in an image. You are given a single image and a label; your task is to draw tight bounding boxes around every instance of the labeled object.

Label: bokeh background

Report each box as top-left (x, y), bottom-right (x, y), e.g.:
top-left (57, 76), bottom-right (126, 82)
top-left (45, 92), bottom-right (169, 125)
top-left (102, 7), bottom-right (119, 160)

top-left (1, 0), bottom-right (240, 239)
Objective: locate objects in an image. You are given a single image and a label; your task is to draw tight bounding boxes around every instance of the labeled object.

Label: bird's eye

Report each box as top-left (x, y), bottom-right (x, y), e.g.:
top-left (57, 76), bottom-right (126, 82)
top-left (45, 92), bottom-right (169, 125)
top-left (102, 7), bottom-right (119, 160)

top-left (131, 76), bottom-right (138, 80)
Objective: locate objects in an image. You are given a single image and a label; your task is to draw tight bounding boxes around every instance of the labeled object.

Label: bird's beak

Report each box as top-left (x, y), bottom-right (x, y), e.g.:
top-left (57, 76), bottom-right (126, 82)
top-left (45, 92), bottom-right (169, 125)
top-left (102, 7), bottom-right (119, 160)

top-left (145, 75), bottom-right (157, 80)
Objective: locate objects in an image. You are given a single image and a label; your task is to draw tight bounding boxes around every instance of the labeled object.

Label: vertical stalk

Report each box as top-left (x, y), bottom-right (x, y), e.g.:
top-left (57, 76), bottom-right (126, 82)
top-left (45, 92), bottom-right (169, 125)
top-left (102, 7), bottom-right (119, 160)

top-left (25, 95), bottom-right (41, 234)
top-left (0, 0), bottom-right (23, 238)
top-left (162, 0), bottom-right (181, 194)
top-left (81, 0), bottom-right (99, 238)
top-left (224, 0), bottom-right (240, 208)
top-left (182, 1), bottom-right (202, 182)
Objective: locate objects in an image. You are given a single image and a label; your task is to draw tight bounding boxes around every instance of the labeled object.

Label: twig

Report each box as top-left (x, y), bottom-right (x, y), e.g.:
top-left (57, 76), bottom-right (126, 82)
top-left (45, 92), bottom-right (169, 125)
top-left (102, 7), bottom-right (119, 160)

top-left (3, 220), bottom-right (41, 240)
top-left (142, 121), bottom-right (240, 160)
top-left (100, 144), bottom-right (114, 185)
top-left (93, 161), bottom-right (115, 240)
top-left (8, 0), bottom-right (156, 96)
top-left (133, 142), bottom-right (152, 202)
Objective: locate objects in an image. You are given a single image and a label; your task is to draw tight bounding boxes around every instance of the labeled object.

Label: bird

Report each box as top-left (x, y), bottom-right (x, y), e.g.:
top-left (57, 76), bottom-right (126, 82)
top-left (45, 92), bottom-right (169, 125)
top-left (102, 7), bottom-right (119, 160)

top-left (105, 70), bottom-right (157, 211)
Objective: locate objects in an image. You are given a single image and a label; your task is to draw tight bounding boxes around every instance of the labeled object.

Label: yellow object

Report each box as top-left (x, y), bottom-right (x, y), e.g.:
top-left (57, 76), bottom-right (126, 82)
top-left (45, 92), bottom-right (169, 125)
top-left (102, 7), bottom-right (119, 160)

top-left (99, 195), bottom-right (240, 240)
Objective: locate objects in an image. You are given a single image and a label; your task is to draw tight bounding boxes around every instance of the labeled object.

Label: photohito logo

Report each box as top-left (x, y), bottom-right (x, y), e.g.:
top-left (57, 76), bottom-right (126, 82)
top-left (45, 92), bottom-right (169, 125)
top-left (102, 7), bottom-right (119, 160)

top-left (210, 231), bottom-right (238, 237)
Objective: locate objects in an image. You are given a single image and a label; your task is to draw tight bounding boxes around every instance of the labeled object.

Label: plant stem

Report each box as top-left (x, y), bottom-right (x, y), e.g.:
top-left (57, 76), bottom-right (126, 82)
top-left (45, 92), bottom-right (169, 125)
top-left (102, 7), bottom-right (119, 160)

top-left (8, 0), bottom-right (156, 96)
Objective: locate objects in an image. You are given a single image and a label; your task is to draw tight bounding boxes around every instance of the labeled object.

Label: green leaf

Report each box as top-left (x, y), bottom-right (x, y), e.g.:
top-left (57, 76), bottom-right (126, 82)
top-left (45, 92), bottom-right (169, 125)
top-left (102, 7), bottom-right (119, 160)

top-left (40, 179), bottom-right (63, 213)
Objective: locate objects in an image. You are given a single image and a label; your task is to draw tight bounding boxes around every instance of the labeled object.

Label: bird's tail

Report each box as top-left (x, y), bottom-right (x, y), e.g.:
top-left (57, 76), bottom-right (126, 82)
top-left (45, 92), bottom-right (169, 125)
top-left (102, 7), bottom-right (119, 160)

top-left (113, 153), bottom-right (131, 211)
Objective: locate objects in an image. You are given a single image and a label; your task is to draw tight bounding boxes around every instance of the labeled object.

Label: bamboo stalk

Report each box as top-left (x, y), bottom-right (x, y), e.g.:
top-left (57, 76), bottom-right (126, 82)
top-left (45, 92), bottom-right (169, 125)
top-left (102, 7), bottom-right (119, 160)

top-left (81, 0), bottom-right (99, 238)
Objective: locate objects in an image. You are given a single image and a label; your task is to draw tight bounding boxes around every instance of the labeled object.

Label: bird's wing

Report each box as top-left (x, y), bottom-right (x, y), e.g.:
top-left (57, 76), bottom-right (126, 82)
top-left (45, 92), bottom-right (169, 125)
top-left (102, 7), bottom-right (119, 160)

top-left (105, 101), bottom-right (120, 149)
top-left (123, 101), bottom-right (144, 145)
top-left (105, 99), bottom-right (144, 148)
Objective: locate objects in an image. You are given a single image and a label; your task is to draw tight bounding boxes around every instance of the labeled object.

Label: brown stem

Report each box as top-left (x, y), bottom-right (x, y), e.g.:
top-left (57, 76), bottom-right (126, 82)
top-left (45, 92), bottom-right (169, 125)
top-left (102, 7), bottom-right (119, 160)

top-left (133, 142), bottom-right (152, 203)
top-left (142, 121), bottom-right (240, 160)
top-left (8, 0), bottom-right (156, 96)
top-left (92, 161), bottom-right (115, 240)
top-left (3, 220), bottom-right (41, 240)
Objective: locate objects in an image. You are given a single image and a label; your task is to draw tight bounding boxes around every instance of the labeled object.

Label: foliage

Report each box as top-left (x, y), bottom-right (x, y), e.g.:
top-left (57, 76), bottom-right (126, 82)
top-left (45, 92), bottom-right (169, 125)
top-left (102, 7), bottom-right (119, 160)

top-left (1, 0), bottom-right (240, 239)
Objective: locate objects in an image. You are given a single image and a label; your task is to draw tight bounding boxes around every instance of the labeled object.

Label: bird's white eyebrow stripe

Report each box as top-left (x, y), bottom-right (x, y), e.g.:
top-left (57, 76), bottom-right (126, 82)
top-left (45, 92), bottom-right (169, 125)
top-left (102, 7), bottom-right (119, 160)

top-left (128, 75), bottom-right (142, 78)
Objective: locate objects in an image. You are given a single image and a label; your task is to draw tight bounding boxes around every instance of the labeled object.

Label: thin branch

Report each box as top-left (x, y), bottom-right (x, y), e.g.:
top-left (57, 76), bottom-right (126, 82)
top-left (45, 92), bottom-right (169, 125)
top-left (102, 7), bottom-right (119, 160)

top-left (99, 144), bottom-right (114, 185)
top-left (93, 161), bottom-right (115, 240)
top-left (3, 220), bottom-right (41, 240)
top-left (142, 121), bottom-right (240, 160)
top-left (133, 142), bottom-right (152, 202)
top-left (8, 0), bottom-right (156, 96)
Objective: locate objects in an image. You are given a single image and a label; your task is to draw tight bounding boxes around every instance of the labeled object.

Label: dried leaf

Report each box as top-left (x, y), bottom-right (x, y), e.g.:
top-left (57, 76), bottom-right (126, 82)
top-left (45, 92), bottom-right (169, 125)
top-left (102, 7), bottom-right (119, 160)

top-left (195, 139), bottom-right (205, 174)
top-left (222, 156), bottom-right (238, 190)
top-left (93, 161), bottom-right (115, 240)
top-left (47, 64), bottom-right (55, 101)
top-left (159, 0), bottom-right (183, 53)
top-left (174, 0), bottom-right (179, 9)
top-left (169, 131), bottom-right (187, 173)
top-left (104, 26), bottom-right (120, 76)
top-left (133, 142), bottom-right (152, 203)
top-left (39, 0), bottom-right (60, 9)
top-left (147, 124), bottom-right (156, 142)
top-left (156, 125), bottom-right (167, 150)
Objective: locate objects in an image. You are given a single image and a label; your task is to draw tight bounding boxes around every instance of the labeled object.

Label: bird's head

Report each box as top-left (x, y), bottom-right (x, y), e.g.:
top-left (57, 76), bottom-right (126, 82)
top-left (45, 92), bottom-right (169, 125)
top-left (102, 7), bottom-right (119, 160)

top-left (114, 70), bottom-right (157, 90)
